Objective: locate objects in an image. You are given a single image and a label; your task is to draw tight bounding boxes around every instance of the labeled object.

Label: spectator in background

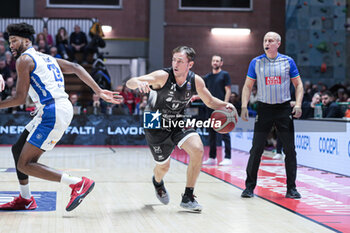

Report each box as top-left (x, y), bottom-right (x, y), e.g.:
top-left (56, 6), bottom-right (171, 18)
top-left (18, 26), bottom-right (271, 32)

top-left (336, 88), bottom-right (348, 102)
top-left (1, 76), bottom-right (15, 100)
top-left (50, 46), bottom-right (62, 59)
top-left (311, 84), bottom-right (319, 96)
top-left (0, 36), bottom-right (9, 51)
top-left (69, 25), bottom-right (88, 63)
top-left (0, 37), bottom-right (9, 54)
top-left (9, 70), bottom-right (17, 82)
top-left (38, 39), bottom-right (49, 54)
top-left (55, 27), bottom-right (70, 60)
top-left (69, 92), bottom-right (81, 115)
top-left (0, 57), bottom-right (11, 80)
top-left (69, 92), bottom-right (80, 106)
top-left (133, 89), bottom-right (141, 109)
top-left (303, 80), bottom-right (312, 102)
top-left (86, 22), bottom-right (106, 61)
top-left (42, 26), bottom-right (54, 47)
top-left (319, 82), bottom-right (328, 94)
top-left (90, 93), bottom-right (107, 114)
top-left (35, 33), bottom-right (48, 48)
top-left (5, 51), bottom-right (16, 72)
top-left (321, 91), bottom-right (343, 118)
top-left (0, 44), bottom-right (6, 59)
top-left (91, 59), bottom-right (112, 90)
top-left (300, 92), bottom-right (321, 119)
top-left (121, 85), bottom-right (135, 114)
top-left (134, 94), bottom-right (148, 115)
top-left (230, 92), bottom-right (241, 115)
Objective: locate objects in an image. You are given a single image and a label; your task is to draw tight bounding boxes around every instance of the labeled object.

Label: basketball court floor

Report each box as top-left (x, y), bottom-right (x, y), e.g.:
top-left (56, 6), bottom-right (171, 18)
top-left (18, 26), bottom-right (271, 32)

top-left (0, 146), bottom-right (348, 233)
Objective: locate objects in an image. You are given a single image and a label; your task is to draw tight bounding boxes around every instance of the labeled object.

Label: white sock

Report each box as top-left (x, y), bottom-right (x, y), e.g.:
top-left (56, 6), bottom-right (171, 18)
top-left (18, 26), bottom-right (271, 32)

top-left (19, 184), bottom-right (32, 200)
top-left (60, 173), bottom-right (82, 186)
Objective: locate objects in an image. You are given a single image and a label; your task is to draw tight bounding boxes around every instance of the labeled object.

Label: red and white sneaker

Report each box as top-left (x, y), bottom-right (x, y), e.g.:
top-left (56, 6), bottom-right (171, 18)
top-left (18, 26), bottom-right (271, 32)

top-left (66, 177), bottom-right (95, 212)
top-left (0, 195), bottom-right (37, 210)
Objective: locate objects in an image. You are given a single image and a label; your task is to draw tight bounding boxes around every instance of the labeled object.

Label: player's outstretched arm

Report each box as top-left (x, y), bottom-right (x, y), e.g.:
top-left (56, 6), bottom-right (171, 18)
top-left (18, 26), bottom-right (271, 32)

top-left (195, 75), bottom-right (234, 111)
top-left (0, 74), bottom-right (4, 92)
top-left (56, 59), bottom-right (123, 104)
top-left (126, 70), bottom-right (168, 93)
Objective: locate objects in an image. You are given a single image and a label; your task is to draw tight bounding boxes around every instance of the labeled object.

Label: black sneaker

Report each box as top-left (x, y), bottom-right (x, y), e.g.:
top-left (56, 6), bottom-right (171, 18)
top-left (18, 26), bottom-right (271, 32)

top-left (241, 188), bottom-right (254, 198)
top-left (152, 176), bottom-right (169, 205)
top-left (180, 194), bottom-right (202, 212)
top-left (285, 188), bottom-right (301, 199)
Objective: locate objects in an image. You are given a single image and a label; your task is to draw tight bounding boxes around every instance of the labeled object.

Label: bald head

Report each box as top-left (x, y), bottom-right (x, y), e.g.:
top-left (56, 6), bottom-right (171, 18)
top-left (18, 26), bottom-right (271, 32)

top-left (263, 31), bottom-right (281, 58)
top-left (264, 32), bottom-right (281, 42)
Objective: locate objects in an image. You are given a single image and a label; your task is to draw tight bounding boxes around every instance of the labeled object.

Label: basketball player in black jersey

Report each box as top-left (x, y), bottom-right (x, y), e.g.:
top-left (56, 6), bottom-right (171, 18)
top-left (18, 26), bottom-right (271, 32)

top-left (126, 46), bottom-right (235, 212)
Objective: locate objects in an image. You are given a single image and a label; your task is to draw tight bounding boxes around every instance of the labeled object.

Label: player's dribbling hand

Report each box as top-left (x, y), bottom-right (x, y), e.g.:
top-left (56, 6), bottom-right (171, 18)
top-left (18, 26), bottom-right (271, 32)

top-left (240, 107), bottom-right (249, 121)
top-left (292, 106), bottom-right (302, 118)
top-left (225, 103), bottom-right (235, 111)
top-left (138, 81), bottom-right (151, 93)
top-left (99, 90), bottom-right (124, 104)
top-left (0, 74), bottom-right (4, 92)
top-left (225, 103), bottom-right (239, 119)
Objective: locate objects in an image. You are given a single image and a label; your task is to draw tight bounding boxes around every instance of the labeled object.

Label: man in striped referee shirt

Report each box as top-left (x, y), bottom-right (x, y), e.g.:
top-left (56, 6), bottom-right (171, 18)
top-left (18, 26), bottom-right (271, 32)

top-left (240, 32), bottom-right (304, 199)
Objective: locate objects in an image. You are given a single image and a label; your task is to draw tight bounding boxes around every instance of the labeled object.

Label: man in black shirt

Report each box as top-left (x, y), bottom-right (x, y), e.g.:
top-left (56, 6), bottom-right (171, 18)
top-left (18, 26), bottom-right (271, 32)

top-left (202, 55), bottom-right (232, 166)
top-left (126, 46), bottom-right (235, 212)
top-left (69, 25), bottom-right (88, 63)
top-left (300, 92), bottom-right (321, 119)
top-left (321, 91), bottom-right (343, 118)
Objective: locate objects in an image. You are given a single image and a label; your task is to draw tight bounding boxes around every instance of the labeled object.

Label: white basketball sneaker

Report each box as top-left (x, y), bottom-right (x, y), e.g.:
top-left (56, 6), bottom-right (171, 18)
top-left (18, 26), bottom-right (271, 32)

top-left (202, 158), bottom-right (217, 165)
top-left (219, 158), bottom-right (232, 166)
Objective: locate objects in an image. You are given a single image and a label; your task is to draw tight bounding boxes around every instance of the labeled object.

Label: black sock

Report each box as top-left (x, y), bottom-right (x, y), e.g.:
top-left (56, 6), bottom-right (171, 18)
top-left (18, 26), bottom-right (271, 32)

top-left (184, 187), bottom-right (194, 197)
top-left (152, 176), bottom-right (163, 187)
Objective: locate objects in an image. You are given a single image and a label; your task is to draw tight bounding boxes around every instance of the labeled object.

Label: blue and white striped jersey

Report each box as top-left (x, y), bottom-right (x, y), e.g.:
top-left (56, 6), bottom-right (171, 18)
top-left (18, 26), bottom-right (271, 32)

top-left (22, 47), bottom-right (68, 107)
top-left (246, 53), bottom-right (300, 104)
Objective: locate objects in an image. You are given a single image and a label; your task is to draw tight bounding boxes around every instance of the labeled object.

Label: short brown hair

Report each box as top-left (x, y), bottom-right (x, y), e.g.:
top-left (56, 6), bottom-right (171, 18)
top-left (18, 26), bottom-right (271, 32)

top-left (172, 46), bottom-right (196, 62)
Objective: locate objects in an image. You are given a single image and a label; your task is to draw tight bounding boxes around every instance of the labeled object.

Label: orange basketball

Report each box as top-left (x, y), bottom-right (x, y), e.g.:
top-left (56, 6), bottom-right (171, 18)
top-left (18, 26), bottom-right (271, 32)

top-left (210, 106), bottom-right (238, 134)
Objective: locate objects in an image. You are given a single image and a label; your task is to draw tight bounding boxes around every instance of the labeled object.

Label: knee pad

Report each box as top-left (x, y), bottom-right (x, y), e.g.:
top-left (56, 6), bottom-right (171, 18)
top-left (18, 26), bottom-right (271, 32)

top-left (12, 130), bottom-right (30, 180)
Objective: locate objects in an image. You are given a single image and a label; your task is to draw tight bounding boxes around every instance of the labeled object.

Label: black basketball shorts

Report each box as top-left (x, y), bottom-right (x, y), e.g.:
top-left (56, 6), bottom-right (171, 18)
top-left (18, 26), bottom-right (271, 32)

top-left (144, 127), bottom-right (197, 164)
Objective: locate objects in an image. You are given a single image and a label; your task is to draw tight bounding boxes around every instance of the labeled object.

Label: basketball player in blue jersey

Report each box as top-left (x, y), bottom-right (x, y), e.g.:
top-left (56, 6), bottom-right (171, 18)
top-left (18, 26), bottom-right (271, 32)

top-left (0, 23), bottom-right (123, 211)
top-left (127, 46), bottom-right (235, 212)
top-left (240, 32), bottom-right (304, 199)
